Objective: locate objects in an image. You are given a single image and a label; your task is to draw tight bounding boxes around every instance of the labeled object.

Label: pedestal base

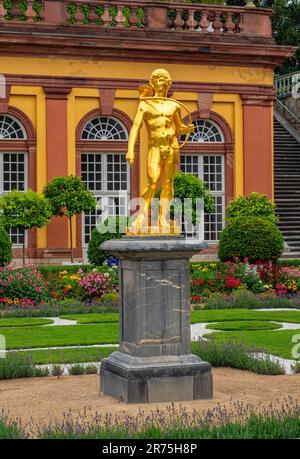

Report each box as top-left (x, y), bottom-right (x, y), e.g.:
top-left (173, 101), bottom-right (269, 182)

top-left (100, 352), bottom-right (213, 403)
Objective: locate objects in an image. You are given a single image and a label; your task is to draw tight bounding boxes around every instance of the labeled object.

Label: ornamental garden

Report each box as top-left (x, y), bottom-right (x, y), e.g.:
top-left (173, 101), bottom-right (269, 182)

top-left (1, 180), bottom-right (300, 438)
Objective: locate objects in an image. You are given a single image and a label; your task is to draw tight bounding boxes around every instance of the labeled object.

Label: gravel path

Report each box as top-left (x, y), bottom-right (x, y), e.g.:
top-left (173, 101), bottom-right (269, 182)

top-left (1, 369), bottom-right (299, 430)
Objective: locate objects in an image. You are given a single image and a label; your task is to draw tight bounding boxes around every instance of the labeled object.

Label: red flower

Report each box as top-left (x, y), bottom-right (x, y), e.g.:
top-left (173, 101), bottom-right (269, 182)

top-left (225, 275), bottom-right (241, 289)
top-left (208, 280), bottom-right (213, 285)
top-left (198, 278), bottom-right (204, 285)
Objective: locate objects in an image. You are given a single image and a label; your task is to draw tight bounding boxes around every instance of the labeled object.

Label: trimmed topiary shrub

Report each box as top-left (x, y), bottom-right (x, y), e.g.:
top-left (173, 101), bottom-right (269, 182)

top-left (87, 216), bottom-right (128, 266)
top-left (218, 216), bottom-right (284, 263)
top-left (226, 192), bottom-right (278, 224)
top-left (0, 226), bottom-right (12, 267)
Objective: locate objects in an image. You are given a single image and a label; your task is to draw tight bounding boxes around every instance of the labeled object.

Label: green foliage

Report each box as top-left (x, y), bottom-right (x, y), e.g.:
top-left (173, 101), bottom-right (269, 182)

top-left (51, 364), bottom-right (64, 377)
top-left (209, 328), bottom-right (300, 360)
top-left (135, 7), bottom-right (145, 28)
top-left (81, 4), bottom-right (90, 24)
top-left (0, 352), bottom-right (36, 380)
top-left (95, 5), bottom-right (105, 25)
top-left (227, 192), bottom-right (278, 224)
top-left (0, 265), bottom-right (51, 305)
top-left (206, 320), bottom-right (282, 331)
top-left (18, 0), bottom-right (28, 21)
top-left (32, 0), bottom-right (42, 22)
top-left (0, 226), bottom-right (12, 267)
top-left (88, 216), bottom-right (127, 266)
top-left (155, 171), bottom-right (214, 226)
top-left (68, 364), bottom-right (85, 375)
top-left (109, 5), bottom-right (118, 26)
top-left (43, 176), bottom-right (96, 218)
top-left (37, 408), bottom-right (300, 439)
top-left (3, 0), bottom-right (14, 20)
top-left (262, 0), bottom-right (300, 74)
top-left (67, 3), bottom-right (77, 24)
top-left (204, 290), bottom-right (294, 309)
top-left (192, 338), bottom-right (284, 374)
top-left (0, 189), bottom-right (52, 231)
top-left (180, 0), bottom-right (299, 72)
top-left (122, 6), bottom-right (131, 27)
top-left (218, 216), bottom-right (284, 263)
top-left (0, 322), bottom-right (119, 349)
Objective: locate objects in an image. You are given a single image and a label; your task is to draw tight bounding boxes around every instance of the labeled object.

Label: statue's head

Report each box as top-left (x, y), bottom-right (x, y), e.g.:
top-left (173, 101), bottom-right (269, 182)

top-left (150, 68), bottom-right (172, 94)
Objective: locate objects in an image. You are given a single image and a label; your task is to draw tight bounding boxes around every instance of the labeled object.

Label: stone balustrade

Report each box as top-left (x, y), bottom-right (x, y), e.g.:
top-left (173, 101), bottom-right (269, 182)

top-left (0, 1), bottom-right (273, 40)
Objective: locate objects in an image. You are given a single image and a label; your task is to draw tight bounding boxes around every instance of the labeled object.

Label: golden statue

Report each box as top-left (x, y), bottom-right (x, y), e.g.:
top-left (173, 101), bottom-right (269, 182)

top-left (126, 68), bottom-right (194, 234)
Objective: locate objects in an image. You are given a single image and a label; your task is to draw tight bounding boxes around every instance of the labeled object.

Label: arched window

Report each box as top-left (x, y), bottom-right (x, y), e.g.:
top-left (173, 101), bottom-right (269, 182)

top-left (82, 116), bottom-right (128, 141)
top-left (0, 114), bottom-right (27, 140)
top-left (188, 119), bottom-right (224, 143)
top-left (181, 117), bottom-right (226, 242)
top-left (0, 114), bottom-right (28, 245)
top-left (79, 115), bottom-right (130, 245)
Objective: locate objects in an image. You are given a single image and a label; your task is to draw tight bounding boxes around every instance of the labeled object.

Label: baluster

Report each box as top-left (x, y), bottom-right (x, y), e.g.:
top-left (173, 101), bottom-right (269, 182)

top-left (174, 9), bottom-right (184, 30)
top-left (116, 5), bottom-right (124, 28)
top-left (76, 3), bottom-right (85, 25)
top-left (26, 0), bottom-right (35, 22)
top-left (187, 9), bottom-right (197, 32)
top-left (102, 5), bottom-right (110, 27)
top-left (200, 10), bottom-right (210, 32)
top-left (0, 2), bottom-right (5, 21)
top-left (226, 12), bottom-right (235, 33)
top-left (283, 77), bottom-right (287, 95)
top-left (288, 76), bottom-right (292, 95)
top-left (213, 12), bottom-right (223, 34)
top-left (130, 7), bottom-right (139, 28)
top-left (237, 13), bottom-right (243, 33)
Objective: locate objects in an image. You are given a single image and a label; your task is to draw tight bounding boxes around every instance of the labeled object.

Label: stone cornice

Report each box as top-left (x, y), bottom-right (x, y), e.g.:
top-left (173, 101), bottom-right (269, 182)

top-left (0, 30), bottom-right (295, 69)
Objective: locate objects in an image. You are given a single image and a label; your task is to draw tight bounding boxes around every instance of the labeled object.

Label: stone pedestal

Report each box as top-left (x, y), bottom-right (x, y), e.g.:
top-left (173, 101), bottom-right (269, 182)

top-left (100, 236), bottom-right (213, 403)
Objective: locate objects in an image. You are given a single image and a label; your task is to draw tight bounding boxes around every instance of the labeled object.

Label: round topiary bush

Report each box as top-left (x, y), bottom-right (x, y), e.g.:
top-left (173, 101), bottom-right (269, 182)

top-left (226, 192), bottom-right (278, 224)
top-left (0, 226), bottom-right (12, 267)
top-left (218, 216), bottom-right (284, 263)
top-left (88, 216), bottom-right (128, 266)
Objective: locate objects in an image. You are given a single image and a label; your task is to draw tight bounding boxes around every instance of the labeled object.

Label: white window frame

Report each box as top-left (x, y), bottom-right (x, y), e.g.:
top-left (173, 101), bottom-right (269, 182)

top-left (180, 153), bottom-right (225, 242)
top-left (0, 151), bottom-right (28, 247)
top-left (82, 151), bottom-right (130, 247)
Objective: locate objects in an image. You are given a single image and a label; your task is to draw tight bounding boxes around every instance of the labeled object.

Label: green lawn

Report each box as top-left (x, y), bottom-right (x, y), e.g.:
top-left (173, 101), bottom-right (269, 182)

top-left (0, 318), bottom-right (53, 327)
top-left (191, 309), bottom-right (300, 324)
top-left (59, 310), bottom-right (300, 326)
top-left (9, 346), bottom-right (118, 365)
top-left (0, 324), bottom-right (119, 350)
top-left (59, 313), bottom-right (119, 324)
top-left (205, 329), bottom-right (300, 360)
top-left (206, 320), bottom-right (282, 332)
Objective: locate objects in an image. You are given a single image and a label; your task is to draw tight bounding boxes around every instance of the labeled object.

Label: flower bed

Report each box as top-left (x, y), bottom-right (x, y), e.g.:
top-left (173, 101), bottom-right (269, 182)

top-left (190, 259), bottom-right (300, 305)
top-left (2, 257), bottom-right (300, 314)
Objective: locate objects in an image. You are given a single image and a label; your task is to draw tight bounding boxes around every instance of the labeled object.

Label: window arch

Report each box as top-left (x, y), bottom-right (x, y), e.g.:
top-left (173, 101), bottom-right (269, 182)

top-left (77, 112), bottom-right (133, 249)
top-left (181, 113), bottom-right (233, 243)
top-left (0, 110), bottom-right (35, 246)
top-left (187, 119), bottom-right (224, 143)
top-left (81, 116), bottom-right (128, 141)
top-left (0, 114), bottom-right (27, 140)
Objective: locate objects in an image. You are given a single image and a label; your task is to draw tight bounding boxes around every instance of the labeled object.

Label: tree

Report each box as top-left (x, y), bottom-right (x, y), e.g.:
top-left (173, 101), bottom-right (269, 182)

top-left (180, 0), bottom-right (300, 73)
top-left (44, 176), bottom-right (96, 263)
top-left (0, 226), bottom-right (12, 267)
top-left (0, 190), bottom-right (52, 266)
top-left (155, 171), bottom-right (214, 233)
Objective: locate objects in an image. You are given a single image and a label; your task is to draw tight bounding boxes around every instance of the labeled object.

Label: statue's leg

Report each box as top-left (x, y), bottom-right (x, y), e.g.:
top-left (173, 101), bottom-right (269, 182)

top-left (159, 148), bottom-right (178, 227)
top-left (132, 147), bottom-right (161, 229)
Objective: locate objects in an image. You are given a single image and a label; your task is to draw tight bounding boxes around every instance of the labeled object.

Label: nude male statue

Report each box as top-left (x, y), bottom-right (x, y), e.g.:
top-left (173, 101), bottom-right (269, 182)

top-left (126, 68), bottom-right (194, 232)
